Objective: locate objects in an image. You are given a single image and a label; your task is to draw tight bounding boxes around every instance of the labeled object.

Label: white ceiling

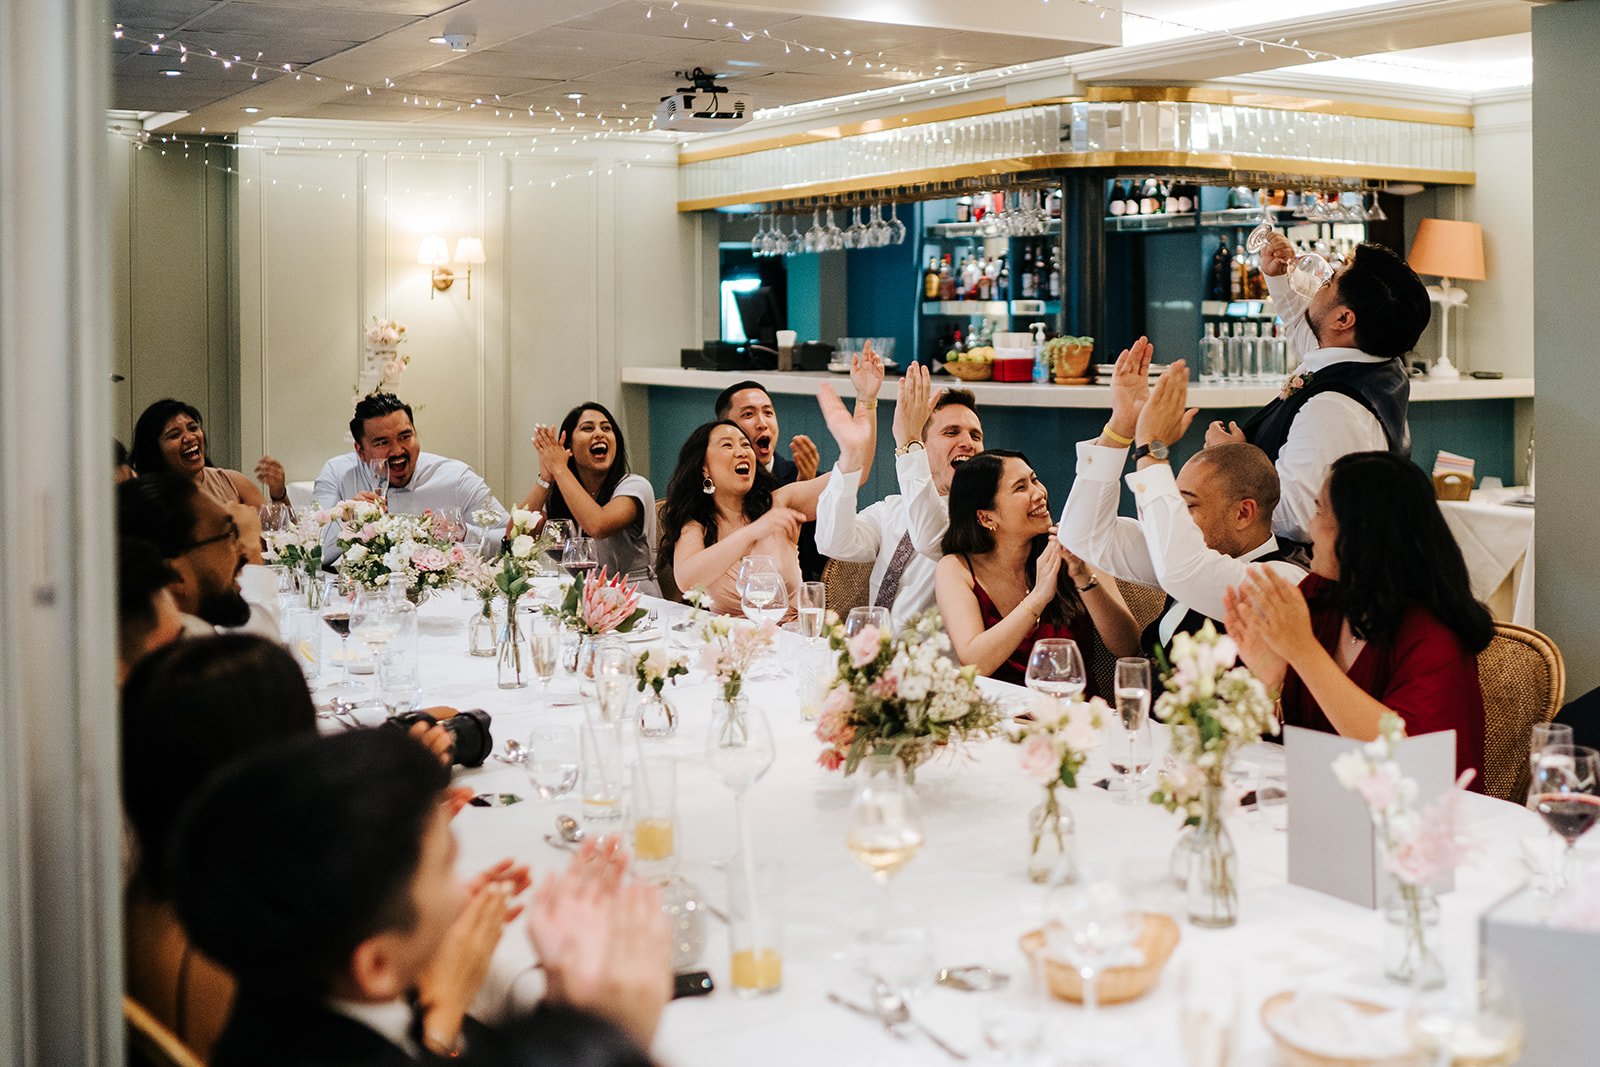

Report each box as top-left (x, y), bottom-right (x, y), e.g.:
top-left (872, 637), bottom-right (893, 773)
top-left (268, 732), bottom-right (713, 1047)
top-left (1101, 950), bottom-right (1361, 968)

top-left (112, 0), bottom-right (1539, 136)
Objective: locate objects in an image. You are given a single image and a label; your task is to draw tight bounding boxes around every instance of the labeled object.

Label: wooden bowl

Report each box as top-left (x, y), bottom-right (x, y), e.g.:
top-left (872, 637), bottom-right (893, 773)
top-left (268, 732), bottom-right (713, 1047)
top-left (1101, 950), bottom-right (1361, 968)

top-left (1259, 991), bottom-right (1426, 1067)
top-left (942, 360), bottom-right (993, 382)
top-left (1018, 912), bottom-right (1179, 1005)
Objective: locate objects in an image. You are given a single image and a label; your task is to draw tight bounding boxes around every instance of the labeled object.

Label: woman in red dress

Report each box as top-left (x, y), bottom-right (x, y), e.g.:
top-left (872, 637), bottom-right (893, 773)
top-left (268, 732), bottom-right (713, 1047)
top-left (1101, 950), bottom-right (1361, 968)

top-left (935, 451), bottom-right (1139, 690)
top-left (1224, 451), bottom-right (1493, 783)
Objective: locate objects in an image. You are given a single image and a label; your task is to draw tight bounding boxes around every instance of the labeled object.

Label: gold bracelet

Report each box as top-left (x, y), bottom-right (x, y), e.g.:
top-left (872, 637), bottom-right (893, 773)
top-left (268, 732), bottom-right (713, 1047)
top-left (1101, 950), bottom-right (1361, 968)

top-left (858, 398), bottom-right (879, 411)
top-left (1101, 424), bottom-right (1134, 446)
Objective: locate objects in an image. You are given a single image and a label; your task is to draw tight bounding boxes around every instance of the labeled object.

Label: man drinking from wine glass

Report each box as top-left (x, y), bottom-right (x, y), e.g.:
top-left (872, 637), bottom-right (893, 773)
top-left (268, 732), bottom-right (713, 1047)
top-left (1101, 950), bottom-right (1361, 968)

top-left (316, 392), bottom-right (506, 565)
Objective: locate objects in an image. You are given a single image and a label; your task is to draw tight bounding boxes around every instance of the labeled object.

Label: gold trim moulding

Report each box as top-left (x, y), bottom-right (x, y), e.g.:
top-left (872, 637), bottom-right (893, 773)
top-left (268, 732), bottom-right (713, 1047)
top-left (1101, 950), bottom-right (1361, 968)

top-left (675, 86), bottom-right (1474, 167)
top-left (675, 151), bottom-right (1475, 213)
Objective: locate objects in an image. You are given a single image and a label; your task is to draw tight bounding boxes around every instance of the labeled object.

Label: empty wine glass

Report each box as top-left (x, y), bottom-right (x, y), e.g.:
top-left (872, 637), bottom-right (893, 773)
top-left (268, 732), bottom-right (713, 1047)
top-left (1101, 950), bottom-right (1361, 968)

top-left (1024, 639), bottom-right (1086, 701)
top-left (736, 554), bottom-right (779, 600)
top-left (1288, 250), bottom-right (1336, 300)
top-left (707, 698), bottom-right (776, 863)
top-left (1245, 194), bottom-right (1275, 254)
top-left (846, 205), bottom-right (869, 249)
top-left (1364, 191), bottom-right (1389, 222)
top-left (1046, 871), bottom-right (1141, 1061)
top-left (844, 605), bottom-right (891, 639)
top-left (750, 214), bottom-right (768, 256)
top-left (886, 203), bottom-right (907, 245)
top-left (741, 572), bottom-right (788, 626)
top-left (804, 209), bottom-right (825, 254)
top-left (867, 203), bottom-right (892, 248)
top-left (823, 207), bottom-right (844, 252)
top-left (259, 502), bottom-right (293, 534)
top-left (783, 214), bottom-right (804, 257)
top-left (432, 505), bottom-right (466, 545)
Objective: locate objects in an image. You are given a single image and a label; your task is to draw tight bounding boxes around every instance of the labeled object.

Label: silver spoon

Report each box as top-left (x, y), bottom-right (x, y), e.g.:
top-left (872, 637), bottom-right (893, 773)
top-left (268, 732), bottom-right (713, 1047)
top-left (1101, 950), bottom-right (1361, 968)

top-left (555, 813), bottom-right (585, 845)
top-left (935, 965), bottom-right (1009, 992)
top-left (872, 979), bottom-right (967, 1061)
top-left (491, 739), bottom-right (526, 764)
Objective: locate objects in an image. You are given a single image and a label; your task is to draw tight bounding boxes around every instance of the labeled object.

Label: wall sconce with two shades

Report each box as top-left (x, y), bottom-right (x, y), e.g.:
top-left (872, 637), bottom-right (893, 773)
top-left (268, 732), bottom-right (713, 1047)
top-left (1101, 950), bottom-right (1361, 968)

top-left (418, 236), bottom-right (486, 299)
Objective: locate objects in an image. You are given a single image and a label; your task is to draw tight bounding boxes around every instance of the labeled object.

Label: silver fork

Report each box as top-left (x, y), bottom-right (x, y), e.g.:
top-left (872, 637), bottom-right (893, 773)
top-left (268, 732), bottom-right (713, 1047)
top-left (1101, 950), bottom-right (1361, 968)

top-left (872, 979), bottom-right (967, 1060)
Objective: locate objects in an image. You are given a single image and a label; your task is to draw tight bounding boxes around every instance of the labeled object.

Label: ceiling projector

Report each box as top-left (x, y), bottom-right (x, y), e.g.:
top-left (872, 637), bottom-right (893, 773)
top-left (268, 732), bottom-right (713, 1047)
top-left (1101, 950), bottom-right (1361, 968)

top-left (656, 68), bottom-right (751, 132)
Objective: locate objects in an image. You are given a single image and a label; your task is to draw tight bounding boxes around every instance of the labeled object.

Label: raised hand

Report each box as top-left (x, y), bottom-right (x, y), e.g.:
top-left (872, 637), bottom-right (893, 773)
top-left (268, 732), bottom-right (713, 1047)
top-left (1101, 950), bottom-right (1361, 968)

top-left (1029, 538), bottom-right (1064, 610)
top-left (1222, 581), bottom-right (1288, 691)
top-left (1107, 336), bottom-right (1154, 440)
top-left (1205, 420), bottom-right (1247, 448)
top-left (790, 434), bottom-right (819, 481)
top-left (254, 455), bottom-right (287, 502)
top-left (756, 506), bottom-right (806, 543)
top-left (850, 339), bottom-right (885, 402)
top-left (1134, 360), bottom-right (1199, 450)
top-left (1260, 232), bottom-right (1295, 278)
top-left (892, 361), bottom-right (938, 448)
top-left (819, 382), bottom-right (870, 471)
top-left (416, 879), bottom-right (512, 1052)
top-left (532, 425), bottom-right (569, 479)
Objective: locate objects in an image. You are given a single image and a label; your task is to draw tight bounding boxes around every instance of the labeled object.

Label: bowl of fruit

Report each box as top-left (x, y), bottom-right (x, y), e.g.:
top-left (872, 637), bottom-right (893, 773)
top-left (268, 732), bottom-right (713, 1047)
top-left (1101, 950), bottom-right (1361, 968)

top-left (943, 346), bottom-right (994, 381)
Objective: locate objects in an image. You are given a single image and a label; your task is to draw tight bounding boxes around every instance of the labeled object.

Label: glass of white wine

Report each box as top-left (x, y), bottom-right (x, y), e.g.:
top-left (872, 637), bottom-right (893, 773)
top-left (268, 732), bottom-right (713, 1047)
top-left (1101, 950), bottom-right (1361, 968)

top-left (1110, 658), bottom-right (1153, 804)
top-left (798, 581), bottom-right (826, 640)
top-left (527, 612), bottom-right (574, 708)
top-left (846, 755), bottom-right (924, 923)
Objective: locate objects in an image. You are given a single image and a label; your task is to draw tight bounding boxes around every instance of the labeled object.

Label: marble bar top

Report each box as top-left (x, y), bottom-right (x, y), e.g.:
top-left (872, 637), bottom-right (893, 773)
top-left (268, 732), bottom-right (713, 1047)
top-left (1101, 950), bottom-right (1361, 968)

top-left (622, 366), bottom-right (1535, 410)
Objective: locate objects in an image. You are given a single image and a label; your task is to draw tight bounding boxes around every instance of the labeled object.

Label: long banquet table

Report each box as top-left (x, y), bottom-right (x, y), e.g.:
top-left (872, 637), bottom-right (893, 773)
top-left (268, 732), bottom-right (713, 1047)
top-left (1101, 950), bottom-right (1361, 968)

top-left (316, 592), bottom-right (1545, 1066)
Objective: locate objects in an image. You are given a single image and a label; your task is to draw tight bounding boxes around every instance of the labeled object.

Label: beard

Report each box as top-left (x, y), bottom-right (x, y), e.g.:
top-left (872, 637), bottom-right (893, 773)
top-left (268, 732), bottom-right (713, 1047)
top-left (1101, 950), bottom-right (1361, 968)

top-left (196, 589), bottom-right (252, 628)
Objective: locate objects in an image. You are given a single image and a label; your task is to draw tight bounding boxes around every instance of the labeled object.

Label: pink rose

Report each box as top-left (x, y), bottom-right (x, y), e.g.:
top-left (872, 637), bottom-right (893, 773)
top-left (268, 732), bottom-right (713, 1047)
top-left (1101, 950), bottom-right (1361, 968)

top-left (817, 747), bottom-right (845, 772)
top-left (820, 684), bottom-right (853, 719)
top-left (847, 626), bottom-right (881, 668)
top-left (1018, 734), bottom-right (1060, 784)
top-left (870, 672), bottom-right (899, 699)
top-left (358, 522), bottom-right (379, 542)
top-left (411, 547), bottom-right (450, 572)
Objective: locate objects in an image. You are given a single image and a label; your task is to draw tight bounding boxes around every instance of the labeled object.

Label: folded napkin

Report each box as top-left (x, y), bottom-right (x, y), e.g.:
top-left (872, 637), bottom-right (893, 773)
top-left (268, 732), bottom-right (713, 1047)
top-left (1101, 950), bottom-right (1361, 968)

top-left (1271, 990), bottom-right (1411, 1057)
top-left (1434, 450), bottom-right (1475, 479)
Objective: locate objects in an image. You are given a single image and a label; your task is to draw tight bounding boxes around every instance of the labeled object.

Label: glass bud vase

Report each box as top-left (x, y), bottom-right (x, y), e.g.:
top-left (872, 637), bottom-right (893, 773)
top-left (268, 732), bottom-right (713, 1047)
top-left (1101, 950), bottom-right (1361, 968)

top-left (638, 687), bottom-right (679, 739)
top-left (468, 597), bottom-right (499, 658)
top-left (496, 595), bottom-right (528, 689)
top-left (301, 567), bottom-right (324, 611)
top-left (1384, 881), bottom-right (1444, 989)
top-left (1185, 777), bottom-right (1238, 928)
top-left (1027, 785), bottom-right (1077, 885)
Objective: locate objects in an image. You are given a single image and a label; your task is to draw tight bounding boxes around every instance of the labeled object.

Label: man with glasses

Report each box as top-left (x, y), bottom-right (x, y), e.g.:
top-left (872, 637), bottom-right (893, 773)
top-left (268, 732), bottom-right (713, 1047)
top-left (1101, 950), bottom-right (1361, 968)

top-left (117, 473), bottom-right (280, 638)
top-left (1204, 236), bottom-right (1429, 545)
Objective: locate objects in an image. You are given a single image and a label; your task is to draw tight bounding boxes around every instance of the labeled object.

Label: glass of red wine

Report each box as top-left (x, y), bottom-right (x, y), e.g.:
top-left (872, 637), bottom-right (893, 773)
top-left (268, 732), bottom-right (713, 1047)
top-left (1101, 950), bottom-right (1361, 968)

top-left (1528, 744), bottom-right (1600, 896)
top-left (561, 536), bottom-right (598, 586)
top-left (319, 576), bottom-right (359, 695)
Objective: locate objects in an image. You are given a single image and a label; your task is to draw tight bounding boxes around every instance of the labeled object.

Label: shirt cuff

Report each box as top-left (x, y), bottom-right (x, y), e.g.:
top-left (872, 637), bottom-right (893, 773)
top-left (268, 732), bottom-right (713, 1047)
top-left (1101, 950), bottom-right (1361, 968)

top-left (894, 447), bottom-right (930, 486)
top-left (1075, 439), bottom-right (1129, 483)
top-left (1125, 461), bottom-right (1180, 503)
top-left (828, 462), bottom-right (862, 493)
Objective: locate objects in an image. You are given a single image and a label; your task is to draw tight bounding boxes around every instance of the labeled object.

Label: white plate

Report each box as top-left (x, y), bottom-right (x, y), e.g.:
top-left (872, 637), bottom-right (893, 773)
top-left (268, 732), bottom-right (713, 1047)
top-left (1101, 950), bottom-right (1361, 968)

top-left (623, 626), bottom-right (661, 643)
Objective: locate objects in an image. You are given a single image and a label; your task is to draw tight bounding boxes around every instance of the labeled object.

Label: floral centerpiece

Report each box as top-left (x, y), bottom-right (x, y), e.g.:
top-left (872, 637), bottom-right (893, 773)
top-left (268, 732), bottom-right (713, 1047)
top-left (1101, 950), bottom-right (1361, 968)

top-left (262, 510), bottom-right (327, 609)
top-left (696, 616), bottom-right (775, 707)
top-left (358, 316), bottom-right (409, 396)
top-left (489, 509), bottom-right (556, 687)
top-left (456, 552), bottom-right (501, 657)
top-left (1015, 693), bottom-right (1107, 883)
top-left (635, 648), bottom-right (689, 739)
top-left (330, 500), bottom-right (463, 599)
top-left (549, 567), bottom-right (649, 637)
top-left (1148, 622), bottom-right (1277, 928)
top-left (1333, 712), bottom-right (1475, 987)
top-left (814, 611), bottom-right (1003, 783)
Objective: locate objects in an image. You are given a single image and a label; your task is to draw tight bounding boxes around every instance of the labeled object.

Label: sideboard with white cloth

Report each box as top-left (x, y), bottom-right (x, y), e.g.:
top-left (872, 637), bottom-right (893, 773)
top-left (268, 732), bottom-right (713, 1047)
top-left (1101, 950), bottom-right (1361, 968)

top-left (301, 592), bottom-right (1546, 1066)
top-left (1439, 491), bottom-right (1535, 627)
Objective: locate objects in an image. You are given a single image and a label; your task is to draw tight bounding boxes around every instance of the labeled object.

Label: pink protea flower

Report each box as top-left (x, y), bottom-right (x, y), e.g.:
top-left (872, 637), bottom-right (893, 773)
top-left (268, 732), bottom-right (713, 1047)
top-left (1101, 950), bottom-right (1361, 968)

top-left (580, 568), bottom-right (640, 633)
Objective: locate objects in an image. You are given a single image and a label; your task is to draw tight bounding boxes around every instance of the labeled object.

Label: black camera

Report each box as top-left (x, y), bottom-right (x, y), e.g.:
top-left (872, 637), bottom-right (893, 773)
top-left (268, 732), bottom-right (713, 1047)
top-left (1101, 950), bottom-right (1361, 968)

top-left (387, 708), bottom-right (494, 768)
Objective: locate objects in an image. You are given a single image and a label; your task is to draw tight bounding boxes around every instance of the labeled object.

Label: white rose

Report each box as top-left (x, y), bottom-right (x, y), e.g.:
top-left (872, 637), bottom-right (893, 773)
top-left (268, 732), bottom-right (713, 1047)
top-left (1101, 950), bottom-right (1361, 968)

top-left (511, 534), bottom-right (535, 559)
top-left (344, 543), bottom-right (368, 563)
top-left (511, 508), bottom-right (536, 528)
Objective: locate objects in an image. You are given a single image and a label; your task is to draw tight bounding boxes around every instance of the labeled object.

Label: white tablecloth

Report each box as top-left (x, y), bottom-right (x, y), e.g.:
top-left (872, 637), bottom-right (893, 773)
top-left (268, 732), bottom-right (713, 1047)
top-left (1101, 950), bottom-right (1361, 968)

top-left (305, 594), bottom-right (1542, 1066)
top-left (1439, 492), bottom-right (1535, 627)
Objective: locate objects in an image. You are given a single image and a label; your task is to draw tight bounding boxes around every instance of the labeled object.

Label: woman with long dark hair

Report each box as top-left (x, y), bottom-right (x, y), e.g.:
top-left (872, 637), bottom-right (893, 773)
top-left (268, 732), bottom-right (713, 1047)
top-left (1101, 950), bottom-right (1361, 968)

top-left (129, 398), bottom-right (288, 509)
top-left (657, 372), bottom-right (879, 617)
top-left (519, 402), bottom-right (659, 596)
top-left (935, 451), bottom-right (1139, 687)
top-left (1224, 451), bottom-right (1493, 781)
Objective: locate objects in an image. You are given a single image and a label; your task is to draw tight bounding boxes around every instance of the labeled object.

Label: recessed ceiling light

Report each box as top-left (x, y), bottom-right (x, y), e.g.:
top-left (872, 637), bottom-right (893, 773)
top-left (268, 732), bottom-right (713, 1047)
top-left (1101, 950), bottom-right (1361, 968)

top-left (160, 69), bottom-right (182, 77)
top-left (565, 92), bottom-right (585, 101)
top-left (241, 106), bottom-right (261, 114)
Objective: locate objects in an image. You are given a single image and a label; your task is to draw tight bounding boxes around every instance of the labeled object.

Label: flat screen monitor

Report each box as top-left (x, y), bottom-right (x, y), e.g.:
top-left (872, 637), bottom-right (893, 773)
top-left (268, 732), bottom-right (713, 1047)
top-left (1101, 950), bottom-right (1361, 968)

top-left (733, 286), bottom-right (783, 348)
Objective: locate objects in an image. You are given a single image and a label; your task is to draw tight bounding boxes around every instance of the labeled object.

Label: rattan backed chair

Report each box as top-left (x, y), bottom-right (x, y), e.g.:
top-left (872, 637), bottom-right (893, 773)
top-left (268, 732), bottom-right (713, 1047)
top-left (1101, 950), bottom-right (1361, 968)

top-left (654, 499), bottom-right (679, 603)
top-left (1087, 577), bottom-right (1171, 697)
top-left (1479, 622), bottom-right (1565, 802)
top-left (821, 558), bottom-right (873, 616)
top-left (125, 996), bottom-right (204, 1067)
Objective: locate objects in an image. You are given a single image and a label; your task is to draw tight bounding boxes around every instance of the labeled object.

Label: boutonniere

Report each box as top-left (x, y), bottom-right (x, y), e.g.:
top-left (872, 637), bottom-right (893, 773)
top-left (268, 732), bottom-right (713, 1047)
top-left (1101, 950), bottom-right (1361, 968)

top-left (1280, 369), bottom-right (1315, 400)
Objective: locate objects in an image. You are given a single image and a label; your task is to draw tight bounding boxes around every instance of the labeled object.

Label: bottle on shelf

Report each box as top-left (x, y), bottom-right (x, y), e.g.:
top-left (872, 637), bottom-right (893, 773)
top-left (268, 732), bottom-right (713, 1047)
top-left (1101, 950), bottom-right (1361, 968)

top-left (1175, 182), bottom-right (1195, 214)
top-left (996, 255), bottom-right (1010, 301)
top-left (1108, 180), bottom-right (1127, 217)
top-left (938, 255), bottom-right (956, 301)
top-left (1141, 179), bottom-right (1162, 215)
top-left (1048, 189), bottom-right (1062, 220)
top-left (1209, 238), bottom-right (1234, 302)
top-left (956, 196), bottom-right (972, 223)
top-left (1199, 322), bottom-right (1223, 385)
top-left (1031, 322), bottom-right (1049, 384)
top-left (1242, 321), bottom-right (1261, 383)
top-left (923, 257), bottom-right (940, 301)
top-left (1161, 180), bottom-right (1177, 214)
top-left (1225, 323), bottom-right (1248, 382)
top-left (1047, 249), bottom-right (1061, 300)
top-left (961, 254), bottom-right (981, 298)
top-left (1020, 247), bottom-right (1036, 299)
top-left (1123, 182), bottom-right (1141, 217)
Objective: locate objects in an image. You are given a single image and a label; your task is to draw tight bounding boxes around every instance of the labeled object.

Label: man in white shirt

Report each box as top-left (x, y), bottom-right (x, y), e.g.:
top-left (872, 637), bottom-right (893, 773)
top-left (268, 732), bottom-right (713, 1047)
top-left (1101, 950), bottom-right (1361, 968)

top-left (318, 392), bottom-right (506, 564)
top-left (1206, 236), bottom-right (1429, 544)
top-left (1062, 340), bottom-right (1306, 655)
top-left (813, 362), bottom-right (984, 629)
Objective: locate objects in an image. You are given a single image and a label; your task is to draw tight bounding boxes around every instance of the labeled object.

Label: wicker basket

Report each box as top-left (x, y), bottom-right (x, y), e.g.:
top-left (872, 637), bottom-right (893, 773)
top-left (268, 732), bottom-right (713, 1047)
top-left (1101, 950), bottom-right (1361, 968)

top-left (942, 361), bottom-right (993, 382)
top-left (1259, 991), bottom-right (1426, 1067)
top-left (1433, 471), bottom-right (1474, 501)
top-left (1018, 912), bottom-right (1179, 1005)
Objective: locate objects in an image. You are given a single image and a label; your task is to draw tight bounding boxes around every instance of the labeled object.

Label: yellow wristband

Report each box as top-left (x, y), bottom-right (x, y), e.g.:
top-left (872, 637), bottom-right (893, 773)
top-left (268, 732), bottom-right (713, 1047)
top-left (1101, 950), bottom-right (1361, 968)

top-left (1101, 424), bottom-right (1134, 447)
top-left (858, 398), bottom-right (878, 411)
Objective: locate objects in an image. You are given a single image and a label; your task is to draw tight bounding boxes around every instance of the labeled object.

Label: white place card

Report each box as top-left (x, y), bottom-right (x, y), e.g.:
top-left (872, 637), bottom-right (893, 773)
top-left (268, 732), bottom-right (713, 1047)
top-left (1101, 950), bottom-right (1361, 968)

top-left (1285, 725), bottom-right (1458, 908)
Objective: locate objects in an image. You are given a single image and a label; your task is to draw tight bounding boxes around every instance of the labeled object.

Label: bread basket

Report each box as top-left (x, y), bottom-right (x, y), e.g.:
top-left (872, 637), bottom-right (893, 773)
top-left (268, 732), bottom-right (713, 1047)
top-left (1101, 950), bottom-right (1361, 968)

top-left (1017, 912), bottom-right (1179, 1005)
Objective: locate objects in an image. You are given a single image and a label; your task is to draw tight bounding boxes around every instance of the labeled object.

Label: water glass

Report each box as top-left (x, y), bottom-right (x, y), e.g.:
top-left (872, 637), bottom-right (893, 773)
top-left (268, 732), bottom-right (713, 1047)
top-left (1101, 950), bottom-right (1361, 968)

top-left (844, 605), bottom-right (890, 639)
top-left (581, 720), bottom-right (625, 822)
top-left (1025, 639), bottom-right (1086, 700)
top-left (798, 581), bottom-right (826, 639)
top-left (282, 607), bottom-right (322, 683)
top-left (525, 725), bottom-right (578, 801)
top-left (740, 572), bottom-right (788, 627)
top-left (631, 756), bottom-right (678, 875)
top-left (1044, 870), bottom-right (1141, 1060)
top-left (727, 861), bottom-right (784, 997)
top-left (736, 554), bottom-right (779, 599)
top-left (1177, 959), bottom-right (1239, 1067)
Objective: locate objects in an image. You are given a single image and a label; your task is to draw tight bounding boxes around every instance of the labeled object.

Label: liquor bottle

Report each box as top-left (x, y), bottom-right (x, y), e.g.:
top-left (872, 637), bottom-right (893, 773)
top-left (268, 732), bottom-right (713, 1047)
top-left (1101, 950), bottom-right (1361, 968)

top-left (938, 255), bottom-right (956, 301)
top-left (1141, 179), bottom-right (1162, 215)
top-left (923, 257), bottom-right (940, 300)
top-left (1123, 182), bottom-right (1141, 217)
top-left (977, 269), bottom-right (991, 302)
top-left (1162, 180), bottom-right (1178, 214)
top-left (1175, 182), bottom-right (1195, 214)
top-left (1225, 323), bottom-right (1248, 381)
top-left (1020, 248), bottom-right (1036, 299)
top-left (1108, 180), bottom-right (1127, 217)
top-left (956, 196), bottom-right (972, 223)
top-left (1199, 322), bottom-right (1223, 384)
top-left (1208, 238), bottom-right (1233, 301)
top-left (1048, 189), bottom-right (1062, 219)
top-left (961, 255), bottom-right (981, 298)
top-left (1242, 321), bottom-right (1261, 382)
top-left (996, 257), bottom-right (1010, 301)
top-left (1047, 249), bottom-right (1061, 300)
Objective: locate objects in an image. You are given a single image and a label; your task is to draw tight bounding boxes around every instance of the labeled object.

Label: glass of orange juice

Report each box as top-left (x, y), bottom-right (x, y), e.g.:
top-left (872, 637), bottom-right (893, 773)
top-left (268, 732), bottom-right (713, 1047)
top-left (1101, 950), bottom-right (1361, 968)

top-left (631, 756), bottom-right (677, 875)
top-left (727, 861), bottom-right (783, 997)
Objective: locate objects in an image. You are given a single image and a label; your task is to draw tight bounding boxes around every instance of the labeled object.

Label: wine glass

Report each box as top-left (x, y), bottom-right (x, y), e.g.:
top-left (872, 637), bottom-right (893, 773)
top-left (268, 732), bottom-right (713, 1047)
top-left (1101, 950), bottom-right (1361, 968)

top-left (844, 605), bottom-right (890, 639)
top-left (1024, 639), bottom-right (1086, 701)
top-left (740, 572), bottom-right (788, 627)
top-left (706, 699), bottom-right (776, 864)
top-left (886, 203), bottom-right (907, 245)
top-left (803, 209), bottom-right (825, 254)
top-left (846, 756), bottom-right (923, 915)
top-left (845, 205), bottom-right (869, 249)
top-left (365, 457), bottom-right (391, 504)
top-left (750, 214), bottom-right (769, 257)
top-left (1244, 192), bottom-right (1275, 254)
top-left (1109, 658), bottom-right (1153, 803)
top-left (1287, 250), bottom-right (1336, 300)
top-left (823, 207), bottom-right (844, 252)
top-left (1528, 744), bottom-right (1600, 894)
top-left (561, 536), bottom-right (598, 585)
top-left (1406, 949), bottom-right (1523, 1067)
top-left (258, 502), bottom-right (292, 534)
top-left (527, 613), bottom-right (574, 708)
top-left (543, 518), bottom-right (573, 563)
top-left (867, 203), bottom-right (892, 248)
top-left (524, 725), bottom-right (579, 801)
top-left (318, 577), bottom-right (358, 694)
top-left (432, 505), bottom-right (466, 545)
top-left (798, 581), bottom-right (826, 640)
top-left (350, 588), bottom-right (398, 672)
top-left (736, 554), bottom-right (778, 600)
top-left (1045, 870), bottom-right (1141, 1061)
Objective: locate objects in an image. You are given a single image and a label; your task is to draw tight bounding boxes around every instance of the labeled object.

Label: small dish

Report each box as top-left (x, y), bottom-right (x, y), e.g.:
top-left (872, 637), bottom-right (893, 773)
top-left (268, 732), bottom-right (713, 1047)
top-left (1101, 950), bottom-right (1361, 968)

top-left (1259, 991), bottom-right (1424, 1067)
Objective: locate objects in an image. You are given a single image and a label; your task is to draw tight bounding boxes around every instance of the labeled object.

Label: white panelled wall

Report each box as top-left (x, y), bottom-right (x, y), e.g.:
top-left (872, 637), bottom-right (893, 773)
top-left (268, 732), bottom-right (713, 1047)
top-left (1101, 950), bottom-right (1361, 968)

top-left (237, 121), bottom-right (697, 505)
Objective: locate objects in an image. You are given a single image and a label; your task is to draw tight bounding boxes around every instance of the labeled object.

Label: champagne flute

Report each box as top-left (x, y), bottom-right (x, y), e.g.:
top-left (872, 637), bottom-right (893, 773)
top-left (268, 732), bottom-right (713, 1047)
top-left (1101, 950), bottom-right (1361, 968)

top-left (1024, 639), bottom-right (1086, 701)
top-left (1110, 658), bottom-right (1153, 803)
top-left (1528, 744), bottom-right (1600, 894)
top-left (798, 581), bottom-right (826, 639)
top-left (527, 612), bottom-right (573, 707)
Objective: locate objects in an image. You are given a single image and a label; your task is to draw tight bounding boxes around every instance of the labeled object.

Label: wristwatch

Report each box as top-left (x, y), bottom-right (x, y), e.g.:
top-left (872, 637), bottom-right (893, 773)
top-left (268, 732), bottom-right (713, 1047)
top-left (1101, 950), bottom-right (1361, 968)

top-left (1130, 439), bottom-right (1170, 463)
top-left (894, 441), bottom-right (925, 457)
top-left (1076, 574), bottom-right (1099, 594)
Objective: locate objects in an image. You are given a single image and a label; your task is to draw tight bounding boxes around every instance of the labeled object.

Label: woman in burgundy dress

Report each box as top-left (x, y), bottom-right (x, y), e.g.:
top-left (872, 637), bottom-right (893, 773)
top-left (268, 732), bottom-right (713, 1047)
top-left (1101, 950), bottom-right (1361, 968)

top-left (935, 451), bottom-right (1139, 690)
top-left (1224, 451), bottom-right (1493, 783)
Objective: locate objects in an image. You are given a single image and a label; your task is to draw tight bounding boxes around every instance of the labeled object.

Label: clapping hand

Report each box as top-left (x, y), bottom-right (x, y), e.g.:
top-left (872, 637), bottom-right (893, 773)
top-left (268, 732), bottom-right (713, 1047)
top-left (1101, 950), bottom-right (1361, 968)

top-left (1028, 538), bottom-right (1064, 610)
top-left (819, 382), bottom-right (870, 473)
top-left (253, 455), bottom-right (287, 502)
top-left (1107, 336), bottom-right (1154, 441)
top-left (1205, 420), bottom-right (1247, 448)
top-left (850, 339), bottom-right (885, 403)
top-left (416, 856), bottom-right (532, 1053)
top-left (1134, 360), bottom-right (1199, 451)
top-left (892, 361), bottom-right (939, 449)
top-left (532, 425), bottom-right (569, 481)
top-left (790, 435), bottom-right (820, 481)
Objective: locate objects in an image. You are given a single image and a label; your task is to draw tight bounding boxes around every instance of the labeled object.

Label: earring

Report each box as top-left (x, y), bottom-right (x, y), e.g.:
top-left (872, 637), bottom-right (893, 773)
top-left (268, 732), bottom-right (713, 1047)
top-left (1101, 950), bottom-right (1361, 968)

top-left (702, 476), bottom-right (715, 495)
